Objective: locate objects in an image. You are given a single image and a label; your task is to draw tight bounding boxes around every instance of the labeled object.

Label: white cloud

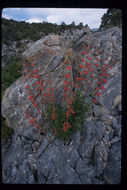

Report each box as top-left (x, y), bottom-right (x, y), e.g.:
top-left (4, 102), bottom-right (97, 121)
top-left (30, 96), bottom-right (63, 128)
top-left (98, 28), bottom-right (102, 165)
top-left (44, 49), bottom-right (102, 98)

top-left (46, 15), bottom-right (61, 24)
top-left (2, 13), bottom-right (11, 20)
top-left (24, 8), bottom-right (107, 28)
top-left (25, 18), bottom-right (43, 23)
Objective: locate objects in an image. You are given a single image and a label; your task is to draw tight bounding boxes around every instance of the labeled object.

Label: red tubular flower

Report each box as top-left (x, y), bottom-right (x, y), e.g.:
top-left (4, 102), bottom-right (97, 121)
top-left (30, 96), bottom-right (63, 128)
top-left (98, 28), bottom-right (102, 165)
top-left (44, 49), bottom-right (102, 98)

top-left (98, 81), bottom-right (101, 85)
top-left (64, 86), bottom-right (69, 92)
top-left (29, 95), bottom-right (34, 100)
top-left (82, 51), bottom-right (87, 55)
top-left (106, 73), bottom-right (110, 77)
top-left (88, 82), bottom-right (91, 86)
top-left (88, 67), bottom-right (92, 72)
top-left (96, 87), bottom-right (99, 91)
top-left (64, 60), bottom-right (67, 64)
top-left (34, 104), bottom-right (38, 108)
top-left (83, 45), bottom-right (88, 49)
top-left (83, 70), bottom-right (88, 75)
top-left (95, 57), bottom-right (100, 61)
top-left (101, 73), bottom-right (105, 76)
top-left (100, 78), bottom-right (103, 82)
top-left (83, 77), bottom-right (86, 81)
top-left (52, 93), bottom-right (55, 99)
top-left (25, 85), bottom-right (30, 89)
top-left (109, 66), bottom-right (112, 70)
top-left (63, 93), bottom-right (67, 99)
top-left (43, 93), bottom-right (47, 97)
top-left (80, 71), bottom-right (83, 76)
top-left (101, 85), bottom-right (106, 90)
top-left (105, 58), bottom-right (108, 61)
top-left (37, 125), bottom-right (40, 129)
top-left (37, 81), bottom-right (40, 85)
top-left (103, 68), bottom-right (106, 72)
top-left (104, 79), bottom-right (108, 84)
top-left (81, 59), bottom-right (85, 63)
top-left (64, 80), bottom-right (69, 85)
top-left (27, 90), bottom-right (31, 94)
top-left (87, 56), bottom-right (91, 60)
top-left (112, 60), bottom-right (115, 63)
top-left (65, 73), bottom-right (71, 79)
top-left (104, 64), bottom-right (107, 67)
top-left (95, 64), bottom-right (99, 67)
top-left (86, 62), bottom-right (90, 66)
top-left (25, 69), bottom-right (29, 73)
top-left (33, 69), bottom-right (38, 74)
top-left (93, 99), bottom-right (97, 103)
top-left (26, 115), bottom-right (30, 119)
top-left (40, 86), bottom-right (44, 91)
top-left (66, 110), bottom-right (71, 118)
top-left (34, 74), bottom-right (39, 79)
top-left (51, 113), bottom-right (56, 120)
top-left (66, 66), bottom-right (72, 70)
top-left (27, 74), bottom-right (31, 78)
top-left (91, 74), bottom-right (94, 78)
top-left (79, 64), bottom-right (84, 69)
top-left (76, 77), bottom-right (82, 81)
top-left (24, 63), bottom-right (27, 67)
top-left (97, 92), bottom-right (102, 97)
top-left (31, 64), bottom-right (34, 67)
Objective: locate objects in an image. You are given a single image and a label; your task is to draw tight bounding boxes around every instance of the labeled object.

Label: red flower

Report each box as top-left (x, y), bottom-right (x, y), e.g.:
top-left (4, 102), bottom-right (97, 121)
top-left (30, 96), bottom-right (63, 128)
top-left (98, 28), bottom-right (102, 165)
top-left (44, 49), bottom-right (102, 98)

top-left (33, 69), bottom-right (38, 74)
top-left (104, 79), bottom-right (108, 84)
top-left (83, 70), bottom-right (88, 75)
top-left (86, 62), bottom-right (90, 66)
top-left (29, 95), bottom-right (34, 100)
top-left (93, 99), bottom-right (97, 103)
top-left (104, 64), bottom-right (107, 67)
top-left (83, 77), bottom-right (86, 81)
top-left (37, 81), bottom-right (41, 85)
top-left (37, 125), bottom-right (40, 129)
top-left (88, 67), bottom-right (92, 72)
top-left (63, 122), bottom-right (71, 131)
top-left (81, 59), bottom-right (85, 63)
top-left (98, 81), bottom-right (101, 85)
top-left (103, 68), bottom-right (106, 72)
top-left (100, 78), bottom-right (103, 82)
top-left (88, 81), bottom-right (91, 86)
top-left (34, 74), bottom-right (39, 79)
top-left (43, 93), bottom-right (47, 97)
top-left (27, 74), bottom-right (31, 78)
top-left (52, 93), bottom-right (55, 99)
top-left (51, 113), bottom-right (56, 120)
top-left (83, 45), bottom-right (88, 49)
top-left (96, 57), bottom-right (100, 61)
top-left (26, 115), bottom-right (30, 119)
top-left (112, 60), bottom-right (115, 63)
top-left (64, 80), bottom-right (69, 85)
top-left (40, 86), bottom-right (44, 91)
top-left (80, 71), bottom-right (83, 76)
top-left (64, 60), bottom-right (67, 64)
top-left (105, 58), bottom-right (108, 61)
top-left (97, 92), bottom-right (102, 97)
top-left (25, 85), bottom-right (30, 89)
top-left (27, 90), bottom-right (31, 94)
top-left (87, 56), bottom-right (91, 60)
top-left (25, 69), bottom-right (29, 73)
top-left (34, 104), bottom-right (38, 108)
top-left (31, 64), bottom-right (34, 67)
top-left (96, 87), bottom-right (99, 91)
top-left (64, 86), bottom-right (69, 92)
top-left (79, 64), bottom-right (84, 69)
top-left (65, 73), bottom-right (71, 79)
top-left (91, 74), bottom-right (94, 78)
top-left (101, 73), bottom-right (105, 76)
top-left (66, 66), bottom-right (72, 70)
top-left (95, 64), bottom-right (99, 67)
top-left (76, 77), bottom-right (82, 81)
top-left (109, 66), bottom-right (112, 70)
top-left (82, 51), bottom-right (87, 55)
top-left (63, 93), bottom-right (67, 99)
top-left (101, 85), bottom-right (106, 90)
top-left (106, 73), bottom-right (110, 77)
top-left (24, 63), bottom-right (27, 67)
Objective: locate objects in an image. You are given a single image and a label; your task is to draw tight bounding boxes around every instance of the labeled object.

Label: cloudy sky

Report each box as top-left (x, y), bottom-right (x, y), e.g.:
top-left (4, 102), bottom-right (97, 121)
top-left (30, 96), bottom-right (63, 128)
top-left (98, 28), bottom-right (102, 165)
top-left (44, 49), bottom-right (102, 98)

top-left (2, 8), bottom-right (107, 28)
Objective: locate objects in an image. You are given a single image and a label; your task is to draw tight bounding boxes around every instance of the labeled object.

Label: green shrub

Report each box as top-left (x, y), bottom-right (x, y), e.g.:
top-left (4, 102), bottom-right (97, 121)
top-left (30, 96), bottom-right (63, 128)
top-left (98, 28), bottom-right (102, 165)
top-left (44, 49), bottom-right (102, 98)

top-left (2, 56), bottom-right (23, 91)
top-left (46, 92), bottom-right (90, 142)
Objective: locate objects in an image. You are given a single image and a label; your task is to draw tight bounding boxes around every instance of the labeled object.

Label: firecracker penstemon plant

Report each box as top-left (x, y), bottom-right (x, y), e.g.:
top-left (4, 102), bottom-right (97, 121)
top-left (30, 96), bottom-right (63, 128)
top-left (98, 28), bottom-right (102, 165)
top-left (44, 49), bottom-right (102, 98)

top-left (21, 38), bottom-right (114, 141)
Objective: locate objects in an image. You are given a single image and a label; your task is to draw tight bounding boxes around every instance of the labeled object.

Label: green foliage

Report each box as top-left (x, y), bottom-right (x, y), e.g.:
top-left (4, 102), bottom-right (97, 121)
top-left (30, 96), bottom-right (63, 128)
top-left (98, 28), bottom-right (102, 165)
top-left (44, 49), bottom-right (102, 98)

top-left (2, 18), bottom-right (87, 45)
top-left (1, 116), bottom-right (13, 139)
top-left (2, 56), bottom-right (23, 91)
top-left (99, 9), bottom-right (122, 30)
top-left (46, 93), bottom-right (90, 142)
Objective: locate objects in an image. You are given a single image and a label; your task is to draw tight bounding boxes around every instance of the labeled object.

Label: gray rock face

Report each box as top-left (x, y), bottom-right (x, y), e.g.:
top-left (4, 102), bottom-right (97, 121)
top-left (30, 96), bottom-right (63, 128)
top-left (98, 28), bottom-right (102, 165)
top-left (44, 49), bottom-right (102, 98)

top-left (2, 26), bottom-right (121, 184)
top-left (103, 142), bottom-right (121, 184)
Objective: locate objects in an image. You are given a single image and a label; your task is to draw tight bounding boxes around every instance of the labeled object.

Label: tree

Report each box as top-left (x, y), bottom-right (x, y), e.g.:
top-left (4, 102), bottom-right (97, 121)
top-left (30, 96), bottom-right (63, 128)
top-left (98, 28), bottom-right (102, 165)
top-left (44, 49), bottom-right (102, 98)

top-left (99, 9), bottom-right (122, 29)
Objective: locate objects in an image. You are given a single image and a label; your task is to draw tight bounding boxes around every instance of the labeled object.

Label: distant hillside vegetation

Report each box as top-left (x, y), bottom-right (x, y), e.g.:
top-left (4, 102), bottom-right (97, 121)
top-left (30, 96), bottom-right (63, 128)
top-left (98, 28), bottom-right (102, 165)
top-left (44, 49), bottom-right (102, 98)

top-left (2, 18), bottom-right (85, 45)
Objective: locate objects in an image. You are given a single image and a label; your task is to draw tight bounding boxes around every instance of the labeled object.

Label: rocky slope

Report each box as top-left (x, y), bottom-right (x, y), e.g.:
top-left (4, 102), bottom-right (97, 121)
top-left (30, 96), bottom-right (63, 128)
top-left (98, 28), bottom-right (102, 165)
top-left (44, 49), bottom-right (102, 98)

top-left (2, 26), bottom-right (122, 184)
